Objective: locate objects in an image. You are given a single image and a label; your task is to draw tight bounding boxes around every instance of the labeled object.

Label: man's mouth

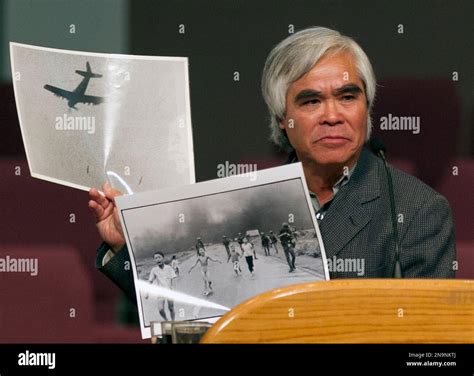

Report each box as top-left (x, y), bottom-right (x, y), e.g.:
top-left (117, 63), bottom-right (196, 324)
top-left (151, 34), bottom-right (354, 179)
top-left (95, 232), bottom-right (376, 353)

top-left (314, 135), bottom-right (351, 145)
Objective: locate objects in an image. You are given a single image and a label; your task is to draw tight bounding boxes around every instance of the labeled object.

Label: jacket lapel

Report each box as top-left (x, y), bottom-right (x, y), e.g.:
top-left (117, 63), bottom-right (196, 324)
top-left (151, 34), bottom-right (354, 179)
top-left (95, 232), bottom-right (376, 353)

top-left (319, 148), bottom-right (381, 258)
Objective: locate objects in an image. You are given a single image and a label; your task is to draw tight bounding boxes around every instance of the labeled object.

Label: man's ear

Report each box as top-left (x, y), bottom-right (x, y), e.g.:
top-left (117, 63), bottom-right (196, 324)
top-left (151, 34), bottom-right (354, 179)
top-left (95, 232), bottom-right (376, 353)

top-left (279, 117), bottom-right (286, 130)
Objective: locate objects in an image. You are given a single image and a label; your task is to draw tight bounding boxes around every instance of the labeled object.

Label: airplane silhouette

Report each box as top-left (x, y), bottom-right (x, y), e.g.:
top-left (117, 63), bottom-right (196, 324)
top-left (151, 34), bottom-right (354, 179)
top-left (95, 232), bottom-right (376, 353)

top-left (44, 62), bottom-right (104, 109)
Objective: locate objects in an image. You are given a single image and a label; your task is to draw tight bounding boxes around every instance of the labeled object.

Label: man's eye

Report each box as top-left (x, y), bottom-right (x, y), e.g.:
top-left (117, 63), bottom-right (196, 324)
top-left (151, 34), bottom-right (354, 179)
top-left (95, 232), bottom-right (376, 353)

top-left (341, 95), bottom-right (355, 101)
top-left (303, 99), bottom-right (320, 105)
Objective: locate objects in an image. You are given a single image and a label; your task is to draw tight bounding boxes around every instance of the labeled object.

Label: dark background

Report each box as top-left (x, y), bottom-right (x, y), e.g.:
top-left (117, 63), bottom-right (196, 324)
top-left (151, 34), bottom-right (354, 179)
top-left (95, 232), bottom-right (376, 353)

top-left (0, 0), bottom-right (472, 343)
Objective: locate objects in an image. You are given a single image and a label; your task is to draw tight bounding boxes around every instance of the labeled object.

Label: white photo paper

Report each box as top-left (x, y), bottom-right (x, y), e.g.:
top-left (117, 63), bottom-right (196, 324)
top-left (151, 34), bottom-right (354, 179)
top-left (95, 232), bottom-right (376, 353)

top-left (116, 163), bottom-right (329, 339)
top-left (10, 43), bottom-right (195, 193)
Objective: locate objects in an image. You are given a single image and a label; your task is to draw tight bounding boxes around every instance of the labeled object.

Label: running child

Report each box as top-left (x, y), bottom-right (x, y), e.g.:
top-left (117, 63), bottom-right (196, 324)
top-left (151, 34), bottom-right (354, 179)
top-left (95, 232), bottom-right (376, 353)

top-left (188, 248), bottom-right (222, 295)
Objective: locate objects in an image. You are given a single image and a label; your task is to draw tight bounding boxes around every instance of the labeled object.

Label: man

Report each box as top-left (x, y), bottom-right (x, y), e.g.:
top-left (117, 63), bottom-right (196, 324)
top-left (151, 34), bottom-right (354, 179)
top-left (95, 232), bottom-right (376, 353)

top-left (188, 248), bottom-right (222, 296)
top-left (279, 223), bottom-right (297, 272)
top-left (260, 232), bottom-right (271, 256)
top-left (144, 252), bottom-right (176, 321)
top-left (89, 27), bottom-right (455, 303)
top-left (269, 231), bottom-right (279, 254)
top-left (236, 233), bottom-right (245, 251)
top-left (241, 238), bottom-right (255, 276)
top-left (245, 235), bottom-right (258, 260)
top-left (222, 235), bottom-right (231, 261)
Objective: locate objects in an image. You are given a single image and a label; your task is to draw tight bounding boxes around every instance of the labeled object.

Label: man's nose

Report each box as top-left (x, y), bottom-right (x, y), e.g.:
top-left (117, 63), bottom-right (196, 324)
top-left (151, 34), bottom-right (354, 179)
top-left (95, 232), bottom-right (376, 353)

top-left (319, 100), bottom-right (343, 126)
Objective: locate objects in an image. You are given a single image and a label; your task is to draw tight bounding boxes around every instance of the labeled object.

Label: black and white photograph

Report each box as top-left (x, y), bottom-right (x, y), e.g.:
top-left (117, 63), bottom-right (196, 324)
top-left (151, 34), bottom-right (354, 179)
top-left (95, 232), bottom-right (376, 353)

top-left (117, 163), bottom-right (329, 338)
top-left (10, 43), bottom-right (194, 193)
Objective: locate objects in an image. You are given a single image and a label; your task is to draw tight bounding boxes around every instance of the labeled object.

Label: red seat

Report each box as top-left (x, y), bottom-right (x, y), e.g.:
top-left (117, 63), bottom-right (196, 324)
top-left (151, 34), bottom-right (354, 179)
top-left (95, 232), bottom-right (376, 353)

top-left (0, 158), bottom-right (124, 329)
top-left (437, 159), bottom-right (474, 242)
top-left (0, 245), bottom-right (146, 343)
top-left (455, 242), bottom-right (474, 280)
top-left (0, 245), bottom-right (94, 343)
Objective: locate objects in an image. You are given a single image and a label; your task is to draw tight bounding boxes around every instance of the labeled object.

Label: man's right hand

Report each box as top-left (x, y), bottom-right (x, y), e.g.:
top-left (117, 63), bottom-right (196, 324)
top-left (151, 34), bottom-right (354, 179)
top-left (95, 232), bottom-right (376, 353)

top-left (88, 182), bottom-right (125, 252)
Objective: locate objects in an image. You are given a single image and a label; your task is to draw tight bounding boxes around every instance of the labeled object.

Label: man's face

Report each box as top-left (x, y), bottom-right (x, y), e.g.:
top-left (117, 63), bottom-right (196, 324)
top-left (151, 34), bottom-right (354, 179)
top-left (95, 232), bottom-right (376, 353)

top-left (154, 254), bottom-right (164, 265)
top-left (281, 51), bottom-right (368, 168)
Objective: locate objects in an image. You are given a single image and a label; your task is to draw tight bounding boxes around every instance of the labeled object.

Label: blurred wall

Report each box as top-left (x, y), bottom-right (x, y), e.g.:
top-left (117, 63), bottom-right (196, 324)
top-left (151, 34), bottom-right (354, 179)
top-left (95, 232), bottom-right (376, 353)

top-left (129, 0), bottom-right (473, 182)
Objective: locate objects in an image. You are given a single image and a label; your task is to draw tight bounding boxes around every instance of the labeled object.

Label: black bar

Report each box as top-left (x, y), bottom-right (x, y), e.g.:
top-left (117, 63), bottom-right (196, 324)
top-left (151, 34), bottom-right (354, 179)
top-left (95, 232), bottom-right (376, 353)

top-left (0, 344), bottom-right (472, 374)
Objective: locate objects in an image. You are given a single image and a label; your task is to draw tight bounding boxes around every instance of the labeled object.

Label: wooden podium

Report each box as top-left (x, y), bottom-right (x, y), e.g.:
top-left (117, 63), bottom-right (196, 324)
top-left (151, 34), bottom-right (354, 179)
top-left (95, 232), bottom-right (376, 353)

top-left (200, 279), bottom-right (473, 343)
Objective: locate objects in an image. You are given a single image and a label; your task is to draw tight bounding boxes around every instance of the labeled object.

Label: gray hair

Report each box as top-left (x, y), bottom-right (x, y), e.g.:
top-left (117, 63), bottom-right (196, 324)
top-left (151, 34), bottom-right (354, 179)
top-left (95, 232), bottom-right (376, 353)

top-left (261, 26), bottom-right (376, 152)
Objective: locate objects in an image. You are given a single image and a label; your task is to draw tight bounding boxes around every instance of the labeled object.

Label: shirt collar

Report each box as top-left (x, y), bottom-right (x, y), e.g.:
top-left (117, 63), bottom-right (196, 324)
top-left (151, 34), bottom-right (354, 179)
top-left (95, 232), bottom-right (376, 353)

top-left (285, 148), bottom-right (357, 210)
top-left (308, 162), bottom-right (357, 211)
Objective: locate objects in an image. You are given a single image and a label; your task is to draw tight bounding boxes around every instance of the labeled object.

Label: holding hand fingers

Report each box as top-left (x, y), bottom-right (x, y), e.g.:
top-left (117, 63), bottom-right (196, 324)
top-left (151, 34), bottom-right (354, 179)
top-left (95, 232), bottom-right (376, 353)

top-left (88, 182), bottom-right (126, 252)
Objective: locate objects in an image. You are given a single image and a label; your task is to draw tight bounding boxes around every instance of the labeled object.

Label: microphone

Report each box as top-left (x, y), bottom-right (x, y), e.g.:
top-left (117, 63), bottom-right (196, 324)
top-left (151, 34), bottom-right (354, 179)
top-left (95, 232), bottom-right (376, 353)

top-left (370, 138), bottom-right (403, 278)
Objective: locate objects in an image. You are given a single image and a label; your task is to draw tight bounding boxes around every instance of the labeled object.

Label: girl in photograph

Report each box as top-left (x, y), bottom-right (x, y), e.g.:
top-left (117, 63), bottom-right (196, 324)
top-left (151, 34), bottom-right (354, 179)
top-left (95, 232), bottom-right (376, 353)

top-left (188, 248), bottom-right (222, 296)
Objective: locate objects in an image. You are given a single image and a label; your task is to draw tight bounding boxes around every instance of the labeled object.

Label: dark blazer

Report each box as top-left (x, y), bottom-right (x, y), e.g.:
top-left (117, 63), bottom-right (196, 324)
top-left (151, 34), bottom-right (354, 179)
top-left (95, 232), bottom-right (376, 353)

top-left (96, 146), bottom-right (456, 302)
top-left (316, 147), bottom-right (455, 278)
